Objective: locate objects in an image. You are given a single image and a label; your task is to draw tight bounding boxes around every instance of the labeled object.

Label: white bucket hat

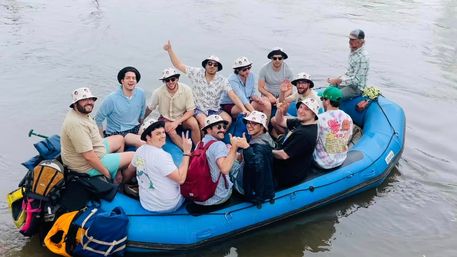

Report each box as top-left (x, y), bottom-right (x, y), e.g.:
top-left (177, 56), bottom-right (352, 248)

top-left (139, 118), bottom-right (158, 136)
top-left (69, 87), bottom-right (97, 108)
top-left (232, 56), bottom-right (253, 69)
top-left (139, 118), bottom-right (166, 141)
top-left (159, 67), bottom-right (180, 80)
top-left (291, 72), bottom-right (314, 88)
top-left (243, 111), bottom-right (268, 130)
top-left (202, 55), bottom-right (223, 71)
top-left (296, 97), bottom-right (320, 117)
top-left (202, 114), bottom-right (228, 130)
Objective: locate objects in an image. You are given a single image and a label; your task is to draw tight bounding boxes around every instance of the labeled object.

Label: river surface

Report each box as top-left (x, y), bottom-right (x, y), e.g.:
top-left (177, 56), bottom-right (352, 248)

top-left (1, 0), bottom-right (456, 256)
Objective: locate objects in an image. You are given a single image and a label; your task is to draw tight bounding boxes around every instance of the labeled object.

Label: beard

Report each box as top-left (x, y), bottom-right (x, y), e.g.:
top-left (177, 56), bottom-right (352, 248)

top-left (76, 102), bottom-right (93, 114)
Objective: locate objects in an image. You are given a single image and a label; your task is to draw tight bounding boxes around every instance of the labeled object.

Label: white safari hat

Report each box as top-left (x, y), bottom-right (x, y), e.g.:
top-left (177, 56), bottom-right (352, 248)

top-left (232, 56), bottom-right (253, 69)
top-left (202, 114), bottom-right (228, 130)
top-left (291, 72), bottom-right (314, 88)
top-left (202, 55), bottom-right (223, 71)
top-left (70, 87), bottom-right (97, 108)
top-left (243, 111), bottom-right (268, 130)
top-left (159, 67), bottom-right (180, 80)
top-left (296, 97), bottom-right (320, 117)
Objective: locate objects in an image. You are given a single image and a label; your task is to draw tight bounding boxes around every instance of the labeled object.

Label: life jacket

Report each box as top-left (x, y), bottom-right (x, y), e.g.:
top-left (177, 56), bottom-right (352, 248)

top-left (6, 187), bottom-right (26, 228)
top-left (44, 210), bottom-right (85, 257)
top-left (180, 140), bottom-right (227, 202)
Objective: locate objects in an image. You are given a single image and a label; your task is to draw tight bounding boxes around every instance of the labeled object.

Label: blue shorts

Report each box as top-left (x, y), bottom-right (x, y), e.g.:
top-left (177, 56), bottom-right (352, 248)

top-left (87, 139), bottom-right (121, 178)
top-left (194, 108), bottom-right (223, 117)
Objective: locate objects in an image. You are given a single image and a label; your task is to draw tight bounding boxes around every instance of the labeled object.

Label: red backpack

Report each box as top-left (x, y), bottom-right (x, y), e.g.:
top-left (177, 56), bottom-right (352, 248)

top-left (180, 140), bottom-right (227, 202)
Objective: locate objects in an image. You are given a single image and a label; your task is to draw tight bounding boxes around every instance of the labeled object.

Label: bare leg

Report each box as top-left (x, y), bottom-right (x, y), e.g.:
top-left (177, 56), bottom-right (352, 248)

top-left (230, 105), bottom-right (243, 119)
top-left (106, 135), bottom-right (125, 153)
top-left (167, 128), bottom-right (183, 150)
top-left (195, 113), bottom-right (207, 129)
top-left (121, 163), bottom-right (136, 183)
top-left (182, 116), bottom-right (201, 144)
top-left (124, 133), bottom-right (145, 148)
top-left (219, 111), bottom-right (233, 128)
top-left (252, 97), bottom-right (272, 124)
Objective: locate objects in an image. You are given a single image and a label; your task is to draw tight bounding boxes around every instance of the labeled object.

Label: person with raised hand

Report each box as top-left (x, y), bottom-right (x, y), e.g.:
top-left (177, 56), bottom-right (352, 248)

top-left (163, 40), bottom-right (249, 130)
top-left (125, 119), bottom-right (193, 213)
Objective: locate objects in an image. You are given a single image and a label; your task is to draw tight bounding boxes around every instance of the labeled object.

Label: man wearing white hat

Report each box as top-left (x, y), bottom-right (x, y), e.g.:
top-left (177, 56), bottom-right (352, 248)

top-left (258, 47), bottom-right (294, 105)
top-left (61, 87), bottom-right (134, 182)
top-left (272, 98), bottom-right (319, 188)
top-left (163, 40), bottom-right (249, 129)
top-left (190, 115), bottom-right (249, 209)
top-left (219, 57), bottom-right (271, 119)
top-left (327, 29), bottom-right (369, 99)
top-left (232, 111), bottom-right (275, 207)
top-left (145, 67), bottom-right (200, 148)
top-left (271, 72), bottom-right (321, 136)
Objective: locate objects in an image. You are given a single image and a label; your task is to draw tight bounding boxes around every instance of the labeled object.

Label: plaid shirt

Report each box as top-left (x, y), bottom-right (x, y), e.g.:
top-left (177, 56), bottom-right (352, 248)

top-left (340, 46), bottom-right (369, 90)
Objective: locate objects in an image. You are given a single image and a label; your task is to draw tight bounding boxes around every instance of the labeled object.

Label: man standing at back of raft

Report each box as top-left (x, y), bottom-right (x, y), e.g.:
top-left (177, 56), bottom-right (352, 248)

top-left (327, 29), bottom-right (369, 100)
top-left (61, 87), bottom-right (134, 182)
top-left (163, 40), bottom-right (249, 128)
top-left (95, 66), bottom-right (146, 141)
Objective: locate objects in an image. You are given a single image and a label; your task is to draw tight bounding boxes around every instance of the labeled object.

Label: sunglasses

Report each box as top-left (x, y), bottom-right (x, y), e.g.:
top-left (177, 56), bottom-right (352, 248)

top-left (207, 61), bottom-right (219, 67)
top-left (320, 97), bottom-right (328, 101)
top-left (239, 66), bottom-right (252, 72)
top-left (213, 124), bottom-right (228, 130)
top-left (272, 56), bottom-right (283, 61)
top-left (163, 77), bottom-right (177, 83)
top-left (246, 121), bottom-right (260, 126)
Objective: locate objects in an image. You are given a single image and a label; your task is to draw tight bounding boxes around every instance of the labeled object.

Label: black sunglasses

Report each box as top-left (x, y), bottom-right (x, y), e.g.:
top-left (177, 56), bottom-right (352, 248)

top-left (272, 56), bottom-right (283, 61)
top-left (239, 66), bottom-right (252, 72)
top-left (207, 61), bottom-right (219, 67)
top-left (320, 97), bottom-right (328, 101)
top-left (213, 123), bottom-right (227, 130)
top-left (163, 77), bottom-right (177, 83)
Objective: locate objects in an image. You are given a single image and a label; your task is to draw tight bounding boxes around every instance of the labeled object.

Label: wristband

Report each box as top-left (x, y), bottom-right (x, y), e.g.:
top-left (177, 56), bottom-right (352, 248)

top-left (183, 153), bottom-right (191, 157)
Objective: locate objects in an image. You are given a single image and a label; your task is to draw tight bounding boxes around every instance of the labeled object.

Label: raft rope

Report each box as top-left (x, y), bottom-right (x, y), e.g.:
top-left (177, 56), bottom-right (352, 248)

top-left (127, 97), bottom-right (401, 217)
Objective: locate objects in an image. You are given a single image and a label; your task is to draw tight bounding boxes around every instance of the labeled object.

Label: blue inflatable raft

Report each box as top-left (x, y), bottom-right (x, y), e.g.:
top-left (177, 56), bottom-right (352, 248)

top-left (99, 95), bottom-right (405, 253)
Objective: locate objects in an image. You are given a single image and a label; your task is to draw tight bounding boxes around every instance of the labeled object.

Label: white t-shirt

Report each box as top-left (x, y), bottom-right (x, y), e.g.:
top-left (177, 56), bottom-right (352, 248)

top-left (131, 144), bottom-right (183, 212)
top-left (313, 110), bottom-right (354, 169)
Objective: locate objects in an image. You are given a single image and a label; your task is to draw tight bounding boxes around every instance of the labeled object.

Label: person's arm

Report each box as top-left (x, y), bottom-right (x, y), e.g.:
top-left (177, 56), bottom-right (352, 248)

top-left (272, 149), bottom-right (290, 160)
top-left (216, 134), bottom-right (249, 174)
top-left (258, 79), bottom-right (276, 104)
top-left (163, 40), bottom-right (187, 73)
top-left (228, 90), bottom-right (249, 114)
top-left (81, 150), bottom-right (111, 178)
top-left (278, 80), bottom-right (292, 103)
top-left (274, 102), bottom-right (290, 128)
top-left (167, 132), bottom-right (193, 184)
top-left (138, 91), bottom-right (146, 124)
top-left (145, 90), bottom-right (159, 119)
top-left (166, 110), bottom-right (194, 133)
top-left (95, 98), bottom-right (112, 137)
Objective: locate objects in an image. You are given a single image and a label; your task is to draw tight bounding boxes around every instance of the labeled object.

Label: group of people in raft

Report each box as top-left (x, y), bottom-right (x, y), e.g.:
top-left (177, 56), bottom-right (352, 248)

top-left (60, 29), bottom-right (369, 213)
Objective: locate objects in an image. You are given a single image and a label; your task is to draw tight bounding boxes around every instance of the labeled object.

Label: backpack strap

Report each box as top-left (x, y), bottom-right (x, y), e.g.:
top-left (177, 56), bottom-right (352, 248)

top-left (202, 140), bottom-right (218, 151)
top-left (204, 139), bottom-right (229, 189)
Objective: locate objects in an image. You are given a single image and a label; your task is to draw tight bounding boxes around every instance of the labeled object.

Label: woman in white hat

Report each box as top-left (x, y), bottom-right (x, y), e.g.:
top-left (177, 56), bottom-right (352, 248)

top-left (219, 57), bottom-right (272, 120)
